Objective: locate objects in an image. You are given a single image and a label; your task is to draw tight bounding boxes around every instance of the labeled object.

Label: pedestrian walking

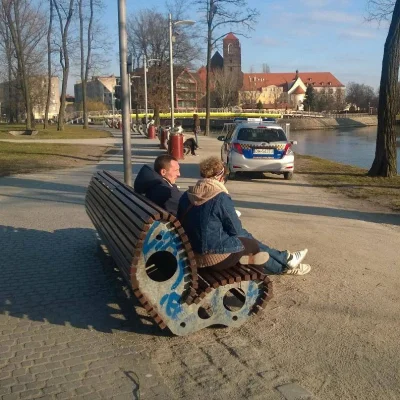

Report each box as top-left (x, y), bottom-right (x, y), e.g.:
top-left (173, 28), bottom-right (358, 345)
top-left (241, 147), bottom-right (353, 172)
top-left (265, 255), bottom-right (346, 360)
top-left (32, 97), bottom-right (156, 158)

top-left (193, 113), bottom-right (201, 146)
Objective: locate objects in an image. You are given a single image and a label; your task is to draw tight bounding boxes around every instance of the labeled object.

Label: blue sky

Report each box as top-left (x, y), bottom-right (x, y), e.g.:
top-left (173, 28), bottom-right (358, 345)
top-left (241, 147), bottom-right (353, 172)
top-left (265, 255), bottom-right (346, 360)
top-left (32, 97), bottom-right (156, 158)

top-left (80, 0), bottom-right (389, 92)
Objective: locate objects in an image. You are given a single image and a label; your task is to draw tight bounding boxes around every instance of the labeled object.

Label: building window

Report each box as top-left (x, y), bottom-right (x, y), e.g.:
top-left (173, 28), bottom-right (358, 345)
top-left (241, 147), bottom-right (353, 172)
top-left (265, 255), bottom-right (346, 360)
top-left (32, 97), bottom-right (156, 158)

top-left (230, 67), bottom-right (233, 72)
top-left (227, 43), bottom-right (232, 54)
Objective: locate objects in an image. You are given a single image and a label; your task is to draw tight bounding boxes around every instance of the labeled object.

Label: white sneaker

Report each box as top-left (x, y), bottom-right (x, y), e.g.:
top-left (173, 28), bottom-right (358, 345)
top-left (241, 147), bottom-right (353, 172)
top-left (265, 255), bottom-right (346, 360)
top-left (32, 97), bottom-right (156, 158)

top-left (284, 263), bottom-right (311, 276)
top-left (287, 249), bottom-right (308, 268)
top-left (240, 252), bottom-right (270, 266)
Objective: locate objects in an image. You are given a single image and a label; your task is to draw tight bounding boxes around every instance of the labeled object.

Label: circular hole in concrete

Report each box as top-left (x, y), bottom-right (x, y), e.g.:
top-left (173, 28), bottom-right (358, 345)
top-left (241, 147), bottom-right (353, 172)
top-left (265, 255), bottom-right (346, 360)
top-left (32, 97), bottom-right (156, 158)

top-left (223, 288), bottom-right (246, 312)
top-left (156, 234), bottom-right (162, 240)
top-left (198, 305), bottom-right (213, 319)
top-left (145, 251), bottom-right (177, 282)
top-left (232, 316), bottom-right (238, 321)
top-left (180, 322), bottom-right (186, 328)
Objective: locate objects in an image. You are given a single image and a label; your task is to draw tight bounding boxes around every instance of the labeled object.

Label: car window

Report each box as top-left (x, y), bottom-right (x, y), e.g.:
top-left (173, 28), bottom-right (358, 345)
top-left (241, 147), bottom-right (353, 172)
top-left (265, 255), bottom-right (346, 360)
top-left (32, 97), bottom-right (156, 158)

top-left (236, 128), bottom-right (287, 142)
top-left (226, 125), bottom-right (235, 140)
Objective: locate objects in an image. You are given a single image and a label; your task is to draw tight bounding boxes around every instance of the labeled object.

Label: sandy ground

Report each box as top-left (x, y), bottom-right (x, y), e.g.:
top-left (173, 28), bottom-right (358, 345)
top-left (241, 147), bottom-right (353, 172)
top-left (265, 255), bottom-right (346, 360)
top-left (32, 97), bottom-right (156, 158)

top-left (134, 133), bottom-right (400, 399)
top-left (1, 130), bottom-right (399, 399)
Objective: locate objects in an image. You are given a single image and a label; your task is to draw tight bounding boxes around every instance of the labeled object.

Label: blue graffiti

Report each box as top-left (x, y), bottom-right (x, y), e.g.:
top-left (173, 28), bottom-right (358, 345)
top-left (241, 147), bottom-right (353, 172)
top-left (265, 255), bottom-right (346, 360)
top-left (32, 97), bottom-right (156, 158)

top-left (247, 281), bottom-right (259, 300)
top-left (142, 221), bottom-right (186, 319)
top-left (160, 292), bottom-right (182, 319)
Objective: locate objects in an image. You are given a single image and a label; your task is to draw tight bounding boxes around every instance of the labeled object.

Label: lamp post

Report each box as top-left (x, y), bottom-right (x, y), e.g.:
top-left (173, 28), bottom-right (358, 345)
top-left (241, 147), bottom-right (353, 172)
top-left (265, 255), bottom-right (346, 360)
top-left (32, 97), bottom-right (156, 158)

top-left (117, 0), bottom-right (131, 186)
top-left (143, 56), bottom-right (160, 126)
top-left (168, 14), bottom-right (195, 129)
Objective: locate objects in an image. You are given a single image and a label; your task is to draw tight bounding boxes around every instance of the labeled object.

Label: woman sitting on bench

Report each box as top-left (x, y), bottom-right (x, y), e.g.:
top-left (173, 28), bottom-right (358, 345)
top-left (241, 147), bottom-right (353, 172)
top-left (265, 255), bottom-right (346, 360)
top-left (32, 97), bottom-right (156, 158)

top-left (177, 156), bottom-right (270, 270)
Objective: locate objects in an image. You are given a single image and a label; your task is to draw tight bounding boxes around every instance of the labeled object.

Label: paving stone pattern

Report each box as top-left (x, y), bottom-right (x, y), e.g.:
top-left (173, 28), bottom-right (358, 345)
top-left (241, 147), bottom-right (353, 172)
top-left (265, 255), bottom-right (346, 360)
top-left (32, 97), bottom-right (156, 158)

top-left (0, 223), bottom-right (172, 400)
top-left (0, 135), bottom-right (317, 399)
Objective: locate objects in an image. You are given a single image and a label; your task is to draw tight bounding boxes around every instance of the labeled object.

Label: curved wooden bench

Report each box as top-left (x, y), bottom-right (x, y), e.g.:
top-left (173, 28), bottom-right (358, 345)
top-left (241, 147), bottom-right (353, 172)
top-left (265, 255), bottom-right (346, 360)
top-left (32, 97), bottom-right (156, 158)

top-left (85, 170), bottom-right (273, 336)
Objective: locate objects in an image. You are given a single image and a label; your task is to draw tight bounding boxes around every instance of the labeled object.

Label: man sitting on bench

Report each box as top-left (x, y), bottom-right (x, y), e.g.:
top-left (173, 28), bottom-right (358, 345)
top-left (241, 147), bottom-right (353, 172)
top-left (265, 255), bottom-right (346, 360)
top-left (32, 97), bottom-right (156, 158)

top-left (134, 155), bottom-right (182, 215)
top-left (134, 155), bottom-right (311, 275)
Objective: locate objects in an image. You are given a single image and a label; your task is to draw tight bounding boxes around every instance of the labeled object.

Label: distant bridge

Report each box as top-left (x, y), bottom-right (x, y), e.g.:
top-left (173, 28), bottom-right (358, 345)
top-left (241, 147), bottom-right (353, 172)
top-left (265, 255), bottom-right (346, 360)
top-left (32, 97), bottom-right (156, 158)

top-left (66, 109), bottom-right (373, 124)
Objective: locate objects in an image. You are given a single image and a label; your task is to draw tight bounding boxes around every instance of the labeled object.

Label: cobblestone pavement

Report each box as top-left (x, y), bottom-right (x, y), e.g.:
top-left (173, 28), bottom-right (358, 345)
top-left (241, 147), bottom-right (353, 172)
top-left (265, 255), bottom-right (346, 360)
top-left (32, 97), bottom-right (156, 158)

top-left (0, 134), bottom-right (301, 400)
top-left (1, 132), bottom-right (399, 400)
top-left (0, 134), bottom-right (174, 400)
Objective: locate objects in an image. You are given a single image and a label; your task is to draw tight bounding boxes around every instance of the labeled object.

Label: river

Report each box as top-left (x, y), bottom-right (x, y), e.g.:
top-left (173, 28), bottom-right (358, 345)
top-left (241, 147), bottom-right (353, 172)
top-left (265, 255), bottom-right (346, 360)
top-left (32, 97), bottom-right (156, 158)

top-left (289, 126), bottom-right (400, 171)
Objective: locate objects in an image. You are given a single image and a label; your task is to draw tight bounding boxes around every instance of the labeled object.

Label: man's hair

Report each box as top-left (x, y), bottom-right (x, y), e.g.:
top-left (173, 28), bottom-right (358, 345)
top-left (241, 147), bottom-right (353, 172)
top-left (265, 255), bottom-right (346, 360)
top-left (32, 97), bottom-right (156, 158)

top-left (154, 154), bottom-right (178, 174)
top-left (199, 156), bottom-right (225, 178)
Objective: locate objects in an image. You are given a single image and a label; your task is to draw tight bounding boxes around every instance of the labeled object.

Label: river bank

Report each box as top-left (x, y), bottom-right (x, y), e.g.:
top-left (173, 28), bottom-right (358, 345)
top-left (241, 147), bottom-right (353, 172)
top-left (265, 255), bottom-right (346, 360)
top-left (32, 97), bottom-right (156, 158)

top-left (159, 115), bottom-right (379, 131)
top-left (279, 115), bottom-right (378, 131)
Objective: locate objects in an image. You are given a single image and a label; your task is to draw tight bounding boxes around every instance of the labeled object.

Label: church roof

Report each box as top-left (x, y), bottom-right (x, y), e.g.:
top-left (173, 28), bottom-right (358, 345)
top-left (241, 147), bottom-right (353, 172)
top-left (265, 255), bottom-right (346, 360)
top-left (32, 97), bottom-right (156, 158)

top-left (242, 72), bottom-right (344, 91)
top-left (292, 86), bottom-right (305, 94)
top-left (224, 32), bottom-right (238, 40)
top-left (210, 51), bottom-right (224, 69)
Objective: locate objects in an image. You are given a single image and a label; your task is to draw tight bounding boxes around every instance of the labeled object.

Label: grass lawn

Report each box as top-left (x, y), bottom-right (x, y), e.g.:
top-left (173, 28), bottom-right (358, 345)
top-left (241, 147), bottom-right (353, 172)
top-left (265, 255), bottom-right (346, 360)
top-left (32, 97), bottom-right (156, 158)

top-left (0, 142), bottom-right (113, 177)
top-left (0, 123), bottom-right (111, 139)
top-left (296, 154), bottom-right (400, 212)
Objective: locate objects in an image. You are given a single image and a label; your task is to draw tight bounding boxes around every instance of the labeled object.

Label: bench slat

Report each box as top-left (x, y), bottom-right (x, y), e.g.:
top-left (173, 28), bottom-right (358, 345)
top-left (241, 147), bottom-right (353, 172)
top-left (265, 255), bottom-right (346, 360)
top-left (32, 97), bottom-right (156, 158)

top-left (198, 271), bottom-right (219, 289)
top-left (90, 180), bottom-right (147, 243)
top-left (94, 173), bottom-right (155, 225)
top-left (86, 201), bottom-right (133, 278)
top-left (86, 195), bottom-right (134, 274)
top-left (98, 172), bottom-right (159, 223)
top-left (217, 269), bottom-right (235, 285)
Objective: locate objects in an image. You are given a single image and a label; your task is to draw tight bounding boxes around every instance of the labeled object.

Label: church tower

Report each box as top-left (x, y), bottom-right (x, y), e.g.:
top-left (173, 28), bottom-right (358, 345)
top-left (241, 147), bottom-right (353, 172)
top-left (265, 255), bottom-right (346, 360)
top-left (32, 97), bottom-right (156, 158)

top-left (223, 32), bottom-right (242, 90)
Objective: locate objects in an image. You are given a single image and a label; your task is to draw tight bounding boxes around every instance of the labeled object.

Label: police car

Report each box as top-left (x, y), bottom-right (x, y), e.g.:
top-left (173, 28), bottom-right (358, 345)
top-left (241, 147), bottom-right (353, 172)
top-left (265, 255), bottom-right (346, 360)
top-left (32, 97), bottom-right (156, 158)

top-left (218, 118), bottom-right (296, 180)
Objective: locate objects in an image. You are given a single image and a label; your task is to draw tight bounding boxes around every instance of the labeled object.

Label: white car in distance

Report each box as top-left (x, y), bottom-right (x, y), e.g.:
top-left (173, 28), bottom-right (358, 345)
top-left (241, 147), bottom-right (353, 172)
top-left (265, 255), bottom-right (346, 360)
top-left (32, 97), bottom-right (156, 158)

top-left (218, 121), bottom-right (297, 180)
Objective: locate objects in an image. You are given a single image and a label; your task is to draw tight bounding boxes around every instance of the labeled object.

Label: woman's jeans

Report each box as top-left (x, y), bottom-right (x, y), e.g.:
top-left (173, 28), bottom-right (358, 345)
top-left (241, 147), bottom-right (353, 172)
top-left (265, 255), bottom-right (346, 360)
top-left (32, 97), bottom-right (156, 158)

top-left (209, 237), bottom-right (260, 271)
top-left (239, 228), bottom-right (289, 274)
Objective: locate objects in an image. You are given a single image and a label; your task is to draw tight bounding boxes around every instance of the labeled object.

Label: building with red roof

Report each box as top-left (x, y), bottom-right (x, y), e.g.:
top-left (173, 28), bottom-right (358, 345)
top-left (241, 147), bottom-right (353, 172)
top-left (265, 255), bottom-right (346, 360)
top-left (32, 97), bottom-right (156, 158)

top-left (193, 33), bottom-right (345, 110)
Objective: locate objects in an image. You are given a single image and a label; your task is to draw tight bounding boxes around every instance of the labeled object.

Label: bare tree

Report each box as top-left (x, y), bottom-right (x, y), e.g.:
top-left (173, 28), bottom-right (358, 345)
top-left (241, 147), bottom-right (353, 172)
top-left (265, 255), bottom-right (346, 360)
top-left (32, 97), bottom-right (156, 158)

top-left (53, 0), bottom-right (74, 131)
top-left (240, 81), bottom-right (259, 109)
top-left (0, 11), bottom-right (16, 122)
top-left (195, 0), bottom-right (258, 135)
top-left (44, 0), bottom-right (53, 129)
top-left (368, 0), bottom-right (399, 177)
top-left (367, 0), bottom-right (395, 19)
top-left (212, 68), bottom-right (237, 108)
top-left (127, 7), bottom-right (199, 124)
top-left (262, 63), bottom-right (270, 73)
top-left (78, 0), bottom-right (93, 129)
top-left (346, 82), bottom-right (377, 110)
top-left (0, 0), bottom-right (47, 129)
top-left (77, 0), bottom-right (110, 128)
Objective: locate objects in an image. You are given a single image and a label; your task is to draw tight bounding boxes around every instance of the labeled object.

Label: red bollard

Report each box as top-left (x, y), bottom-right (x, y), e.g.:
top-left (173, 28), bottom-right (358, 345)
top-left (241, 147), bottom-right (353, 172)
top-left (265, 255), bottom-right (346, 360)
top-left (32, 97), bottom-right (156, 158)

top-left (160, 129), bottom-right (168, 149)
top-left (168, 133), bottom-right (184, 160)
top-left (148, 125), bottom-right (156, 139)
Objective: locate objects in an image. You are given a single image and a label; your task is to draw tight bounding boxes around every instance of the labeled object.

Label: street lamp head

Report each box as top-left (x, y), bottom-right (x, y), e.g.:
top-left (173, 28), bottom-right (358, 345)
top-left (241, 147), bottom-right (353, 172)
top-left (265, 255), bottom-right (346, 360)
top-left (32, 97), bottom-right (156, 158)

top-left (174, 19), bottom-right (195, 26)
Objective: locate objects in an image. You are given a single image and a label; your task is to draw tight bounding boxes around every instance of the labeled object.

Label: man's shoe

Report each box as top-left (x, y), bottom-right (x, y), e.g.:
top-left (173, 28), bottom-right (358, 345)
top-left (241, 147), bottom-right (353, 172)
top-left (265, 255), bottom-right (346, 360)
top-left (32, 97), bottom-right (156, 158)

top-left (287, 249), bottom-right (308, 268)
top-left (240, 252), bottom-right (269, 266)
top-left (284, 263), bottom-right (311, 276)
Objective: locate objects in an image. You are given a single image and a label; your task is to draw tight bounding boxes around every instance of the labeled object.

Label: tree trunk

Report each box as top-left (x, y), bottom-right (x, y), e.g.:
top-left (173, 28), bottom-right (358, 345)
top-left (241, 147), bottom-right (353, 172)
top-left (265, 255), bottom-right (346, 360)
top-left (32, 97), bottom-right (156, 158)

top-left (54, 0), bottom-right (74, 132)
top-left (368, 0), bottom-right (400, 177)
top-left (205, 20), bottom-right (212, 136)
top-left (44, 0), bottom-right (53, 130)
top-left (79, 0), bottom-right (87, 129)
top-left (154, 105), bottom-right (160, 126)
top-left (58, 65), bottom-right (68, 131)
top-left (5, 1), bottom-right (33, 130)
top-left (7, 47), bottom-right (14, 123)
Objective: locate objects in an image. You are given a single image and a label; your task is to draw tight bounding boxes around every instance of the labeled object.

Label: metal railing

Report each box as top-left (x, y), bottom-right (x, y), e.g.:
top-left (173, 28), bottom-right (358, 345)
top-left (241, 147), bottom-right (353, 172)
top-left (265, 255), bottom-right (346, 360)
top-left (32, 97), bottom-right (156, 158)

top-left (65, 109), bottom-right (378, 122)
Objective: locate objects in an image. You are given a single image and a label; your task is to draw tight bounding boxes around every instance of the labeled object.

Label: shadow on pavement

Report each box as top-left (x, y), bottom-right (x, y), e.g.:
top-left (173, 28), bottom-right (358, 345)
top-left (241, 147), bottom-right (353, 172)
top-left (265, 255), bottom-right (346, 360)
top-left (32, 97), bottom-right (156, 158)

top-left (233, 199), bottom-right (400, 226)
top-left (0, 225), bottom-right (169, 337)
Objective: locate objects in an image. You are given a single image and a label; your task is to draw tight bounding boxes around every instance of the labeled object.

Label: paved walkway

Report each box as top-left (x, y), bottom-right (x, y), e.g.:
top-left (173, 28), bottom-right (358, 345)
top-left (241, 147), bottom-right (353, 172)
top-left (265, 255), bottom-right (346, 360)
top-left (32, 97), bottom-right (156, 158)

top-left (1, 130), bottom-right (400, 400)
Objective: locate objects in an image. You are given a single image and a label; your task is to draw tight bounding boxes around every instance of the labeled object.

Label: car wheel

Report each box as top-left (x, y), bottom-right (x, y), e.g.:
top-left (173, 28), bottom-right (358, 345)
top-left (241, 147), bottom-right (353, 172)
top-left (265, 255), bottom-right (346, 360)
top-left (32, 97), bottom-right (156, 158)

top-left (283, 172), bottom-right (293, 180)
top-left (228, 171), bottom-right (236, 180)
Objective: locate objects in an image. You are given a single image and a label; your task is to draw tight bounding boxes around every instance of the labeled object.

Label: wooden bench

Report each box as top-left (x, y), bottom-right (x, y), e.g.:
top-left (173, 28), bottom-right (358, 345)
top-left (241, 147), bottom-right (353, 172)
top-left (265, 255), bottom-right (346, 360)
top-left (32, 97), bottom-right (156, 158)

top-left (85, 170), bottom-right (273, 336)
